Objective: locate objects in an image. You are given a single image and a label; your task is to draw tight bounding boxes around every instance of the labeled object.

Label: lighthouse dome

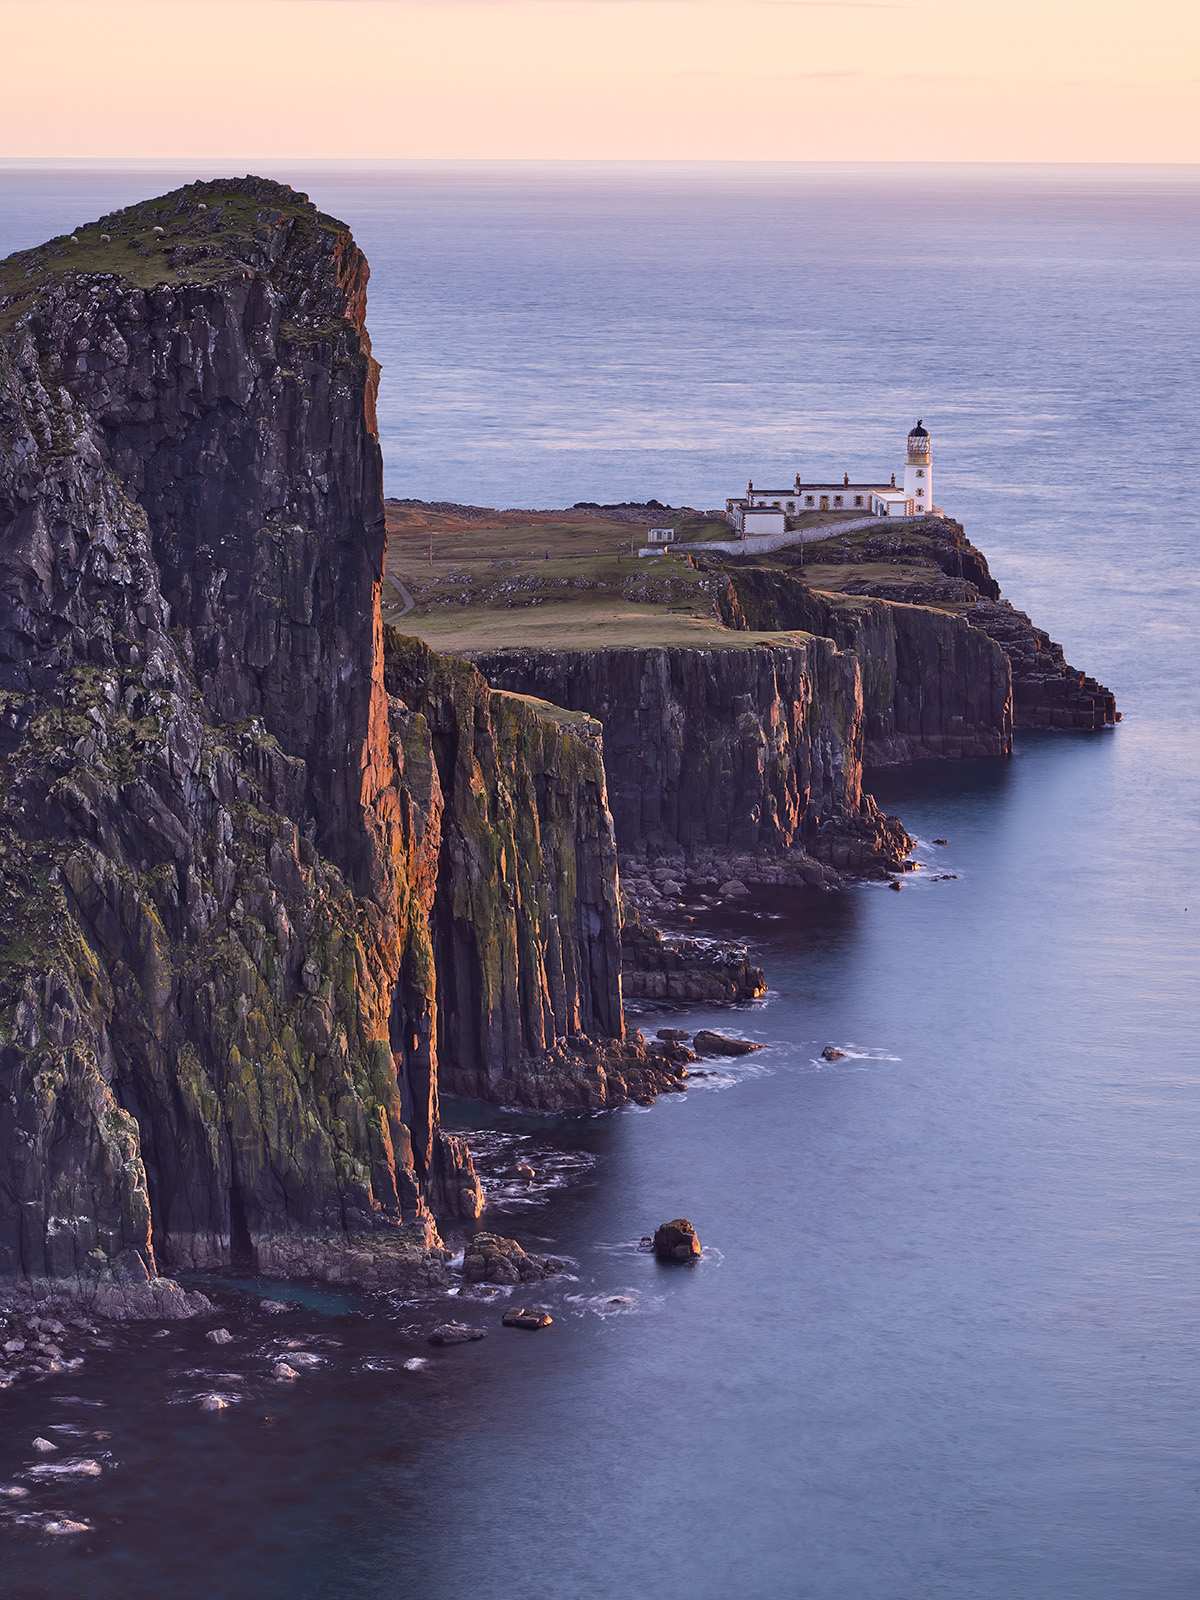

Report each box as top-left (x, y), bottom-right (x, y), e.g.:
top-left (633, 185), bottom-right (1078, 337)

top-left (906, 420), bottom-right (931, 463)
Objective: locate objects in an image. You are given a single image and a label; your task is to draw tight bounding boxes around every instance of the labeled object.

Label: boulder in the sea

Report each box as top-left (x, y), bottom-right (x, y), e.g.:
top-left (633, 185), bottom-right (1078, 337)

top-left (656, 1029), bottom-right (691, 1043)
top-left (718, 879), bottom-right (751, 898)
top-left (692, 1031), bottom-right (762, 1057)
top-left (508, 1162), bottom-right (537, 1182)
top-left (199, 1394), bottom-right (230, 1412)
top-left (205, 1327), bottom-right (234, 1345)
top-left (501, 1308), bottom-right (553, 1330)
top-left (462, 1232), bottom-right (562, 1286)
top-left (428, 1323), bottom-right (488, 1346)
top-left (652, 1219), bottom-right (702, 1261)
top-left (273, 1362), bottom-right (299, 1381)
top-left (31, 1437), bottom-right (57, 1454)
top-left (888, 880), bottom-right (903, 891)
top-left (933, 838), bottom-right (949, 846)
top-left (821, 1045), bottom-right (847, 1061)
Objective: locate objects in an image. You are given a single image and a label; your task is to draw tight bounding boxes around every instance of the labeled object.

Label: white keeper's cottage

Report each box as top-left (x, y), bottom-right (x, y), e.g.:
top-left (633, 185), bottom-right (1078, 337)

top-left (726, 421), bottom-right (937, 537)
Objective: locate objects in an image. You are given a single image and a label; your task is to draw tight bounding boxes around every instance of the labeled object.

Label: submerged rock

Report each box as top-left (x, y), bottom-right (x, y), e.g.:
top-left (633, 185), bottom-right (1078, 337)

top-left (428, 1323), bottom-right (488, 1346)
top-left (652, 1219), bottom-right (702, 1262)
top-left (821, 1045), bottom-right (847, 1061)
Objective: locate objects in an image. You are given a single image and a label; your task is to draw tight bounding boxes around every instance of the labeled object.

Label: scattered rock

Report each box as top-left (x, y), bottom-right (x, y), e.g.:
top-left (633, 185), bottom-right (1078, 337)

top-left (692, 1031), bottom-right (762, 1057)
top-left (508, 1162), bottom-right (536, 1182)
top-left (821, 1045), bottom-right (847, 1061)
top-left (0, 1485), bottom-right (30, 1498)
top-left (428, 1323), bottom-right (488, 1347)
top-left (205, 1327), bottom-right (234, 1345)
top-left (933, 838), bottom-right (949, 846)
top-left (501, 1308), bottom-right (553, 1330)
top-left (273, 1362), bottom-right (299, 1381)
top-left (199, 1394), bottom-right (229, 1412)
top-left (717, 879), bottom-right (750, 898)
top-left (652, 1218), bottom-right (702, 1261)
top-left (656, 1028), bottom-right (690, 1042)
top-left (44, 1520), bottom-right (91, 1536)
top-left (31, 1437), bottom-right (57, 1454)
top-left (888, 880), bottom-right (903, 891)
top-left (282, 1351), bottom-right (322, 1368)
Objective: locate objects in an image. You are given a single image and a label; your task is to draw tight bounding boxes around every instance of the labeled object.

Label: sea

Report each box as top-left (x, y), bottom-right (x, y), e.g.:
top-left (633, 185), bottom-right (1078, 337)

top-left (0, 162), bottom-right (1198, 1600)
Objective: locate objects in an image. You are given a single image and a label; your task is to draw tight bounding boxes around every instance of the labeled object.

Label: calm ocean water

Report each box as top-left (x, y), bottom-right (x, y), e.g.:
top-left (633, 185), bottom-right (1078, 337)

top-left (1, 163), bottom-right (1198, 1599)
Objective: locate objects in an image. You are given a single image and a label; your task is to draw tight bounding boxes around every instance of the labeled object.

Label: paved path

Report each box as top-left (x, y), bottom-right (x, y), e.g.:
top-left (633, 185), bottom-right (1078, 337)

top-left (680, 513), bottom-right (924, 559)
top-left (386, 575), bottom-right (415, 618)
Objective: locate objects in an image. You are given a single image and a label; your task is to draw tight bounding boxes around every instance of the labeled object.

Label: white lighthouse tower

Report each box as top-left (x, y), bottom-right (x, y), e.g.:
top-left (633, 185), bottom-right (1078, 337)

top-left (903, 420), bottom-right (932, 515)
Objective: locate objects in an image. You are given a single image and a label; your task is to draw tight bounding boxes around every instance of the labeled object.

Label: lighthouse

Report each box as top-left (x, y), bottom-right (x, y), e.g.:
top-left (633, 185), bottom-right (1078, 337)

top-left (903, 420), bottom-right (932, 515)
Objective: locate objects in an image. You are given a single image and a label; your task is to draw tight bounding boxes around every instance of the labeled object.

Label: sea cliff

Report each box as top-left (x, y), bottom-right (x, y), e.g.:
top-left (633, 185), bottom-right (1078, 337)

top-left (0, 179), bottom-right (1113, 1302)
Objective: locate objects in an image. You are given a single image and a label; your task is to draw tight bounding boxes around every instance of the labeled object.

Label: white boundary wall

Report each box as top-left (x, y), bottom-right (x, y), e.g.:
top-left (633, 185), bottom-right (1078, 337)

top-left (680, 514), bottom-right (925, 559)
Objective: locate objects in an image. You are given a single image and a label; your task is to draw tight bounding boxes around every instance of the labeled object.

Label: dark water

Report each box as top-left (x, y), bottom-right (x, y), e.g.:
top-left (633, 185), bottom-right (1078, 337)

top-left (0, 164), bottom-right (1198, 1597)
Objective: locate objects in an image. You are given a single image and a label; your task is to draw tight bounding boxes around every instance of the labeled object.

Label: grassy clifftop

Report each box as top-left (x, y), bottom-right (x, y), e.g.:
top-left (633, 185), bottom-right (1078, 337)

top-left (0, 176), bottom-right (344, 333)
top-left (383, 499), bottom-right (809, 651)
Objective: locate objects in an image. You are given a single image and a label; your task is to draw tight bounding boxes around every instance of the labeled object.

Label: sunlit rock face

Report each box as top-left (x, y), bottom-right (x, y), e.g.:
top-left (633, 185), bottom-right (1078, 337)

top-left (0, 177), bottom-right (480, 1290)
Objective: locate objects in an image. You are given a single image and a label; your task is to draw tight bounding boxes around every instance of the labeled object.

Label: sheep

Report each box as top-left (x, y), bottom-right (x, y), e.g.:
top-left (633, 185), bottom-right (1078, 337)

top-left (100, 234), bottom-right (111, 243)
top-left (197, 203), bottom-right (207, 212)
top-left (152, 225), bottom-right (165, 235)
top-left (68, 235), bottom-right (79, 244)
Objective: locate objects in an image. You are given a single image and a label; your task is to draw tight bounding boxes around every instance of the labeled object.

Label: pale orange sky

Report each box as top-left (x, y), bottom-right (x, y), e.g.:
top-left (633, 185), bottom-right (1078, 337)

top-left (1, 0), bottom-right (1196, 161)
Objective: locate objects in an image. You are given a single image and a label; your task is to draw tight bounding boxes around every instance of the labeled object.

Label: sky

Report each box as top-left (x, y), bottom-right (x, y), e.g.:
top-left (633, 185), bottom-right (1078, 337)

top-left (0, 0), bottom-right (1196, 162)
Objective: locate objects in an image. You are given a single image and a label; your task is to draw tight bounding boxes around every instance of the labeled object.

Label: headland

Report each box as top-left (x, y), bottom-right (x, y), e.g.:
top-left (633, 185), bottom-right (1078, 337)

top-left (0, 177), bottom-right (1117, 1334)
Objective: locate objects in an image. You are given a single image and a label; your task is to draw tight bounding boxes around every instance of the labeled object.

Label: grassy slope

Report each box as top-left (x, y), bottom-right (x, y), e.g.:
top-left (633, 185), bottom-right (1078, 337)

top-left (384, 501), bottom-right (808, 651)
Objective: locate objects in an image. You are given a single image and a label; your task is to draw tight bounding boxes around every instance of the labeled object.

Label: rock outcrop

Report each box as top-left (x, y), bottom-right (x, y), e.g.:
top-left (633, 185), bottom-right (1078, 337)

top-left (652, 1218), bottom-right (702, 1261)
top-left (620, 907), bottom-right (767, 1004)
top-left (383, 636), bottom-right (624, 1105)
top-left (0, 177), bottom-right (484, 1288)
top-left (0, 178), bottom-right (653, 1293)
top-left (711, 564), bottom-right (1014, 765)
top-left (712, 517), bottom-right (1116, 743)
top-left (472, 640), bottom-right (910, 877)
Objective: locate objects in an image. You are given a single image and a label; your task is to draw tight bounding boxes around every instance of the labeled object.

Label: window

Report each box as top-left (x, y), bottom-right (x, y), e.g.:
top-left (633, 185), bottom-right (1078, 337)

top-left (772, 501), bottom-right (781, 508)
top-left (805, 496), bottom-right (815, 507)
top-left (787, 502), bottom-right (795, 512)
top-left (916, 469), bottom-right (924, 478)
top-left (834, 496), bottom-right (843, 508)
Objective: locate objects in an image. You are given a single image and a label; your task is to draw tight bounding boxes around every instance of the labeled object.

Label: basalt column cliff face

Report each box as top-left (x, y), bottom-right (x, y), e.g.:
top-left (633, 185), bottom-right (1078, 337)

top-left (473, 641), bottom-right (911, 878)
top-left (0, 178), bottom-right (628, 1291)
top-left (712, 567), bottom-right (1014, 766)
